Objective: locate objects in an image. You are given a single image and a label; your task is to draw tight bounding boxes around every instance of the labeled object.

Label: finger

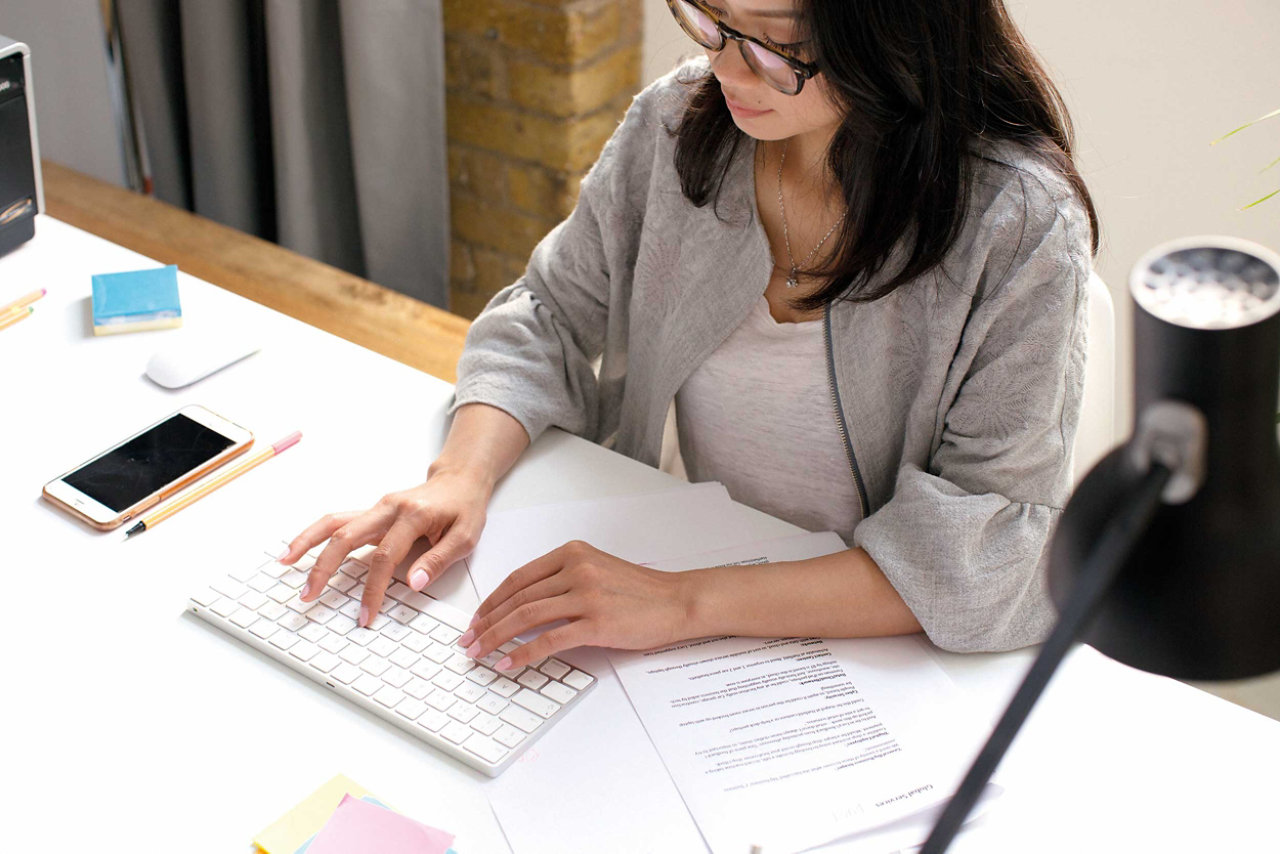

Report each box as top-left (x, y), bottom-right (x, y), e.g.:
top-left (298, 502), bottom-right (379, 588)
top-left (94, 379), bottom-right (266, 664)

top-left (467, 589), bottom-right (578, 662)
top-left (406, 522), bottom-right (481, 591)
top-left (473, 540), bottom-right (588, 621)
top-left (460, 573), bottom-right (571, 654)
top-left (302, 508), bottom-right (394, 601)
top-left (282, 511), bottom-right (359, 565)
top-left (358, 517), bottom-right (422, 627)
top-left (494, 622), bottom-right (590, 672)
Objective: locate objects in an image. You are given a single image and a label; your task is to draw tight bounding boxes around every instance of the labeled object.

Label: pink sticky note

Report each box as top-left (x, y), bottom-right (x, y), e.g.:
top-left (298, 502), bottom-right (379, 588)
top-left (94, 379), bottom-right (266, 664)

top-left (306, 794), bottom-right (454, 854)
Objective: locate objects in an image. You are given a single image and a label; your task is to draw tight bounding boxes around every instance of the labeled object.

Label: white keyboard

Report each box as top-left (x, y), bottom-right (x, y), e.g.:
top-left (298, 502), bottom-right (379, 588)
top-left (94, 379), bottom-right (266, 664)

top-left (188, 545), bottom-right (596, 776)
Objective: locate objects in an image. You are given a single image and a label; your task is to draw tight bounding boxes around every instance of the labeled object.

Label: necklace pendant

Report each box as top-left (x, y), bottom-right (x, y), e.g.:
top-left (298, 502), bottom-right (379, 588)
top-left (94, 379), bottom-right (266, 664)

top-left (785, 272), bottom-right (799, 289)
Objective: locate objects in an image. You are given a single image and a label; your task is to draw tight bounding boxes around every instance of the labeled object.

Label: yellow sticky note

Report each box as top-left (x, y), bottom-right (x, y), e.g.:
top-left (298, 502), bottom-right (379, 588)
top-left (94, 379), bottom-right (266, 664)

top-left (253, 774), bottom-right (373, 854)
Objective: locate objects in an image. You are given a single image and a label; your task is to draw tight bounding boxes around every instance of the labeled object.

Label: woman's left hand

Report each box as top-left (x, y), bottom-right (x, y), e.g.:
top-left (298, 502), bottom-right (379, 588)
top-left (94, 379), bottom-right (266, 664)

top-left (460, 540), bottom-right (695, 671)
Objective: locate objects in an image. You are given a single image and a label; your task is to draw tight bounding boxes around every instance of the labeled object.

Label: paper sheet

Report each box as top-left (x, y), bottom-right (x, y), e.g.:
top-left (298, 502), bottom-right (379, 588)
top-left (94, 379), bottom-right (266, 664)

top-left (463, 482), bottom-right (751, 602)
top-left (609, 534), bottom-right (979, 854)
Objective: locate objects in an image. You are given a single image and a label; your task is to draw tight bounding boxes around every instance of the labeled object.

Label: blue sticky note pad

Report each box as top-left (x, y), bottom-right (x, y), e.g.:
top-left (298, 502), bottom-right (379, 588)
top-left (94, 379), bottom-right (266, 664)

top-left (91, 265), bottom-right (182, 334)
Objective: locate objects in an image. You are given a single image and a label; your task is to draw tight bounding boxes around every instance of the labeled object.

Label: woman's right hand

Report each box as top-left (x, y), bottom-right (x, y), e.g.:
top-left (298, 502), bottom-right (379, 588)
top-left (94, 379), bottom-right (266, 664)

top-left (279, 465), bottom-right (491, 628)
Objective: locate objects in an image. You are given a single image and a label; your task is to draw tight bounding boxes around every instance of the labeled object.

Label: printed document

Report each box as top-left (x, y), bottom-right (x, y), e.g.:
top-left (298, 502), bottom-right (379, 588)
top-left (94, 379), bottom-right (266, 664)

top-left (610, 533), bottom-right (979, 854)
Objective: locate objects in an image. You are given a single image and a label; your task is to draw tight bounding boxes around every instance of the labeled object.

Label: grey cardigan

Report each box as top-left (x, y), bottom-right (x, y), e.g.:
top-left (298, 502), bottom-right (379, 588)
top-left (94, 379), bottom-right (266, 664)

top-left (452, 66), bottom-right (1093, 653)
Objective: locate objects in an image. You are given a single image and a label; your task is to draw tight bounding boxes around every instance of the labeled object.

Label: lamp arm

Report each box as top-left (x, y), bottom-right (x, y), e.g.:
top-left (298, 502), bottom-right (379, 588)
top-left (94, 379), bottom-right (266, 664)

top-left (920, 462), bottom-right (1173, 853)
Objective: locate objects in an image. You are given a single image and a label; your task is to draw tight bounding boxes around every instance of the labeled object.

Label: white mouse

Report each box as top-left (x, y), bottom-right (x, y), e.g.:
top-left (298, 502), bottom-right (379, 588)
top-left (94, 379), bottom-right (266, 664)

top-left (145, 335), bottom-right (261, 389)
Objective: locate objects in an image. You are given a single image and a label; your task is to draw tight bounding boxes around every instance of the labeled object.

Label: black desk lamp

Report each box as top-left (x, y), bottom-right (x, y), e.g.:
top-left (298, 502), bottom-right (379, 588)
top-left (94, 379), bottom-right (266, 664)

top-left (922, 236), bottom-right (1280, 852)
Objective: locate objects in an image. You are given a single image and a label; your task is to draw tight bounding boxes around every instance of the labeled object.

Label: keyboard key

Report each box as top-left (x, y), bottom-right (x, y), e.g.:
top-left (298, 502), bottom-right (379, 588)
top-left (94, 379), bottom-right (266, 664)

top-left (401, 590), bottom-right (434, 611)
top-left (426, 690), bottom-right (457, 712)
top-left (433, 671), bottom-right (463, 692)
top-left (373, 685), bottom-right (405, 708)
top-left (191, 588), bottom-right (220, 607)
top-left (386, 582), bottom-right (412, 602)
top-left (352, 674), bottom-right (382, 696)
top-left (541, 680), bottom-right (577, 704)
top-left (396, 698), bottom-right (428, 721)
top-left (388, 603), bottom-right (418, 624)
top-left (279, 569), bottom-right (308, 589)
top-left (445, 654), bottom-right (476, 675)
top-left (229, 607), bottom-right (258, 628)
top-left (383, 666), bottom-right (411, 688)
top-left (330, 574), bottom-right (357, 594)
top-left (441, 721), bottom-right (473, 744)
top-left (339, 645), bottom-right (370, 666)
top-left (408, 614), bottom-right (439, 634)
top-left (498, 705), bottom-right (542, 734)
top-left (404, 677), bottom-right (434, 700)
top-left (210, 597), bottom-right (238, 617)
top-left (369, 637), bottom-right (397, 658)
top-left (259, 601), bottom-right (287, 621)
top-left (310, 651), bottom-right (340, 673)
top-left (338, 600), bottom-right (361, 620)
top-left (563, 670), bottom-right (594, 690)
top-left (318, 633), bottom-right (348, 654)
top-left (449, 702), bottom-right (479, 724)
top-left (289, 640), bottom-right (319, 662)
top-left (464, 734), bottom-right (508, 765)
top-left (490, 678), bottom-right (520, 698)
top-left (247, 573), bottom-right (275, 593)
top-left (299, 623), bottom-right (328, 644)
top-left (238, 590), bottom-right (268, 610)
top-left (541, 659), bottom-right (571, 680)
top-left (403, 632), bottom-right (431, 653)
top-left (471, 712), bottom-right (501, 735)
top-left (511, 688), bottom-right (561, 719)
top-left (494, 724), bottom-right (525, 748)
top-left (360, 657), bottom-right (391, 677)
top-left (456, 681), bottom-right (486, 704)
top-left (211, 578), bottom-right (247, 599)
top-left (230, 560), bottom-right (267, 583)
top-left (410, 661), bottom-right (441, 682)
top-left (262, 560), bottom-right (291, 579)
top-left (419, 710), bottom-right (449, 732)
top-left (265, 583), bottom-right (295, 604)
top-left (476, 693), bottom-right (509, 716)
top-left (347, 627), bottom-right (376, 646)
top-left (338, 560), bottom-right (366, 579)
top-left (466, 667), bottom-right (498, 687)
top-left (287, 597), bottom-right (319, 615)
top-left (249, 618), bottom-right (278, 639)
top-left (305, 604), bottom-right (337, 625)
top-left (389, 648), bottom-right (418, 669)
top-left (517, 670), bottom-right (549, 690)
top-left (369, 613), bottom-right (392, 630)
top-left (330, 663), bottom-right (361, 685)
top-left (424, 644), bottom-right (452, 664)
top-left (320, 589), bottom-right (348, 610)
top-left (279, 611), bottom-right (309, 633)
top-left (328, 615), bottom-right (358, 636)
top-left (380, 622), bottom-right (411, 642)
top-left (430, 625), bottom-right (461, 645)
top-left (269, 631), bottom-right (300, 651)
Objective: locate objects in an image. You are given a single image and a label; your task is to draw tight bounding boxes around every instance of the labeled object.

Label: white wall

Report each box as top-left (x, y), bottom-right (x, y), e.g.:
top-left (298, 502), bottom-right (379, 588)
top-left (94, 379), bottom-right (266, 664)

top-left (642, 0), bottom-right (1280, 437)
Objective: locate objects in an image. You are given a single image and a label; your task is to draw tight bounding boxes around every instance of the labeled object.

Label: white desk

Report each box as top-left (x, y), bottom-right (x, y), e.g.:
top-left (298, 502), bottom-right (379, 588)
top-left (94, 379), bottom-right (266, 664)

top-left (3, 216), bottom-right (1279, 852)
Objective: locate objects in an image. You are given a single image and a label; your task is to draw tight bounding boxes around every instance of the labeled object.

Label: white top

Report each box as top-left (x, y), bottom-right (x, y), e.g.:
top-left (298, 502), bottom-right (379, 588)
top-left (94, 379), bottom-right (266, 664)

top-left (675, 297), bottom-right (863, 545)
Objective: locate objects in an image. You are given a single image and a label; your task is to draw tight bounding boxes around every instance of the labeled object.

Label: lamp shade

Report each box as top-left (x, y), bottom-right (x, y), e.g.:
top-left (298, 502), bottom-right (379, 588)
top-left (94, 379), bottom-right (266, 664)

top-left (1048, 237), bottom-right (1280, 681)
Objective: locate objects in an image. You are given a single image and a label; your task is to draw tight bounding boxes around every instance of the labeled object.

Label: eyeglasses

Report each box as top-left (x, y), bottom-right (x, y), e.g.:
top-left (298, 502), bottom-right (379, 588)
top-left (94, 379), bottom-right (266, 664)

top-left (665, 0), bottom-right (819, 96)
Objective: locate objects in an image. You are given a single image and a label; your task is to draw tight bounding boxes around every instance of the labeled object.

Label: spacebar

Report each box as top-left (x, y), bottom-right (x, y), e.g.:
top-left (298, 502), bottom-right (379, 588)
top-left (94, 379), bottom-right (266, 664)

top-left (419, 596), bottom-right (471, 632)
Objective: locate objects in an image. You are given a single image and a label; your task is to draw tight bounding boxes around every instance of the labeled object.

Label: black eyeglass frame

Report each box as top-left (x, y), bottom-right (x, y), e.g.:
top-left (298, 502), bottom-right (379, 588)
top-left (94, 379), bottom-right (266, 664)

top-left (665, 0), bottom-right (820, 96)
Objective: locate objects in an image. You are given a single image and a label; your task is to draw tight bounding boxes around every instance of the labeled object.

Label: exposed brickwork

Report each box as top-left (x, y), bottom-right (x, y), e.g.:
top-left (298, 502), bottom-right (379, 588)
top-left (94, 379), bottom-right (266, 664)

top-left (444, 0), bottom-right (642, 317)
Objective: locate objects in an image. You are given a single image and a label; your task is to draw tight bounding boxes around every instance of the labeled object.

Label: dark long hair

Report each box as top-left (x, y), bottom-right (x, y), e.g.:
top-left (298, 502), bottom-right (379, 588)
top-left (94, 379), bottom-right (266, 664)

top-left (673, 0), bottom-right (1100, 309)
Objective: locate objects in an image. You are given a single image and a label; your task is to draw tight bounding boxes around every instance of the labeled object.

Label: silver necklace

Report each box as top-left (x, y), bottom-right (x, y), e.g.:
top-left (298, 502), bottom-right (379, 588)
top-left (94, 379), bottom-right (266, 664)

top-left (777, 140), bottom-right (847, 289)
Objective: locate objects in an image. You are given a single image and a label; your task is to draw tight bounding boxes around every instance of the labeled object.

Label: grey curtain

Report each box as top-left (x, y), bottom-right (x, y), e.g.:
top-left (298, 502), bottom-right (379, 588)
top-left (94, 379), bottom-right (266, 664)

top-left (115, 0), bottom-right (449, 308)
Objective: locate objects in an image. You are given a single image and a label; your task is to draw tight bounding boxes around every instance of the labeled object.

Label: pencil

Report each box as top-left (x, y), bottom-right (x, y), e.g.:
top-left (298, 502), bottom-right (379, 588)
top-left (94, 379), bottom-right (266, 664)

top-left (123, 431), bottom-right (302, 539)
top-left (0, 305), bottom-right (34, 331)
top-left (0, 287), bottom-right (46, 315)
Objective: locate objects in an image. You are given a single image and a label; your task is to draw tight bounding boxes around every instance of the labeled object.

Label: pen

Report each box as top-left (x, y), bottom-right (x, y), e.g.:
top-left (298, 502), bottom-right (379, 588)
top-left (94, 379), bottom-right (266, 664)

top-left (123, 431), bottom-right (302, 539)
top-left (0, 305), bottom-right (34, 331)
top-left (0, 287), bottom-right (45, 316)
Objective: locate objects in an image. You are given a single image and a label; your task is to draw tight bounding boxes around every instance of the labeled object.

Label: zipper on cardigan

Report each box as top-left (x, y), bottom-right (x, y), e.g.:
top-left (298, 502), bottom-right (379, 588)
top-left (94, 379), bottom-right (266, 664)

top-left (823, 303), bottom-right (870, 519)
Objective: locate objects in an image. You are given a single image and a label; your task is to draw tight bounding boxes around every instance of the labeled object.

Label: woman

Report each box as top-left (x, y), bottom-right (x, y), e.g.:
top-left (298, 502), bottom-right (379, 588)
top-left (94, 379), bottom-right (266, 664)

top-left (282, 0), bottom-right (1098, 669)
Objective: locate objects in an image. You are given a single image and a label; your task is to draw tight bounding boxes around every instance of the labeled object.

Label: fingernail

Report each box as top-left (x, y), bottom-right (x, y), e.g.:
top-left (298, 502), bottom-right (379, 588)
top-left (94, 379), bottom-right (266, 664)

top-left (409, 568), bottom-right (429, 590)
top-left (300, 581), bottom-right (312, 600)
top-left (496, 656), bottom-right (513, 671)
top-left (458, 629), bottom-right (475, 647)
top-left (468, 613), bottom-right (479, 629)
top-left (276, 546), bottom-right (291, 561)
top-left (465, 642), bottom-right (481, 659)
top-left (359, 605), bottom-right (370, 627)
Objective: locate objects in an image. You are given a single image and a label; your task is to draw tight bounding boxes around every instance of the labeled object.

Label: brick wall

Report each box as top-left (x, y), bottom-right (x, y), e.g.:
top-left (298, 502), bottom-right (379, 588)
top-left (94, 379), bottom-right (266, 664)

top-left (443, 0), bottom-right (643, 319)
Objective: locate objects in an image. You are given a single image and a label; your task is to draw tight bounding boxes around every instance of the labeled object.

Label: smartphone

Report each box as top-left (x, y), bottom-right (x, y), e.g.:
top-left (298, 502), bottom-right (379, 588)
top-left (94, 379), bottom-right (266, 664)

top-left (42, 405), bottom-right (254, 530)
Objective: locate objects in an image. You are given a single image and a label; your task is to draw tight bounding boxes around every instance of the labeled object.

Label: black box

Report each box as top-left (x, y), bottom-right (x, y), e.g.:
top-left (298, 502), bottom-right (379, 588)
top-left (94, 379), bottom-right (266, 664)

top-left (0, 36), bottom-right (42, 259)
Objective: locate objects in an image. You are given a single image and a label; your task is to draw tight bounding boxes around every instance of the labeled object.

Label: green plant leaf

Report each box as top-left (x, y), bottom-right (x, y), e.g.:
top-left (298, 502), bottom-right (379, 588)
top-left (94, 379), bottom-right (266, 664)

top-left (1261, 154), bottom-right (1280, 174)
top-left (1241, 188), bottom-right (1280, 209)
top-left (1211, 107), bottom-right (1280, 145)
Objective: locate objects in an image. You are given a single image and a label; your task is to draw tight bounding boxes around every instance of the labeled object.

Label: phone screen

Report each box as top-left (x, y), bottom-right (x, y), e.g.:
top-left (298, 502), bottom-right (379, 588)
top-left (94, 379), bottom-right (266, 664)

top-left (63, 413), bottom-right (236, 512)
